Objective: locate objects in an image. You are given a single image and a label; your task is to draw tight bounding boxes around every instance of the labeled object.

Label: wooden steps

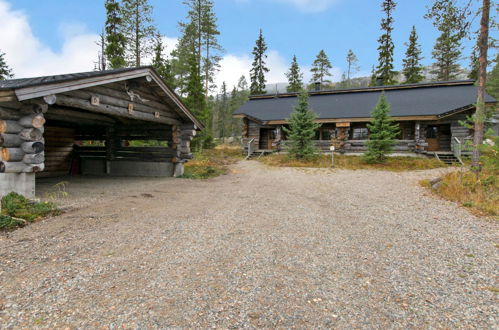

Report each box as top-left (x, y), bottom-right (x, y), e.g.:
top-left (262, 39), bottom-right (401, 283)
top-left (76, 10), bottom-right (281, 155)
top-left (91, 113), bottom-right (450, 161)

top-left (434, 152), bottom-right (463, 165)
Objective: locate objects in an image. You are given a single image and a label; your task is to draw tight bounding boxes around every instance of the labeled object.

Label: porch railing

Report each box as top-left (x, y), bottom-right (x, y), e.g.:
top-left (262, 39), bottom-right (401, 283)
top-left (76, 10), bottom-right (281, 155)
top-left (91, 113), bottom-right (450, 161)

top-left (452, 137), bottom-right (462, 158)
top-left (246, 138), bottom-right (255, 159)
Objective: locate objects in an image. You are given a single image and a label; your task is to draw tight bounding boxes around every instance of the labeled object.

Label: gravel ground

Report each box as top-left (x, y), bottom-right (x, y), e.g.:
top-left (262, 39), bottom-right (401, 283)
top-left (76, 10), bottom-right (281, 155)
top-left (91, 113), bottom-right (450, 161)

top-left (0, 161), bottom-right (497, 328)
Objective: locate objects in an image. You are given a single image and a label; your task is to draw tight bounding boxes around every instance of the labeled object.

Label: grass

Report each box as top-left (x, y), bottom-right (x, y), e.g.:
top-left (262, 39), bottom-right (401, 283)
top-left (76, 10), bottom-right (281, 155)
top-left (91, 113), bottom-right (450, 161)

top-left (260, 154), bottom-right (447, 172)
top-left (0, 192), bottom-right (61, 230)
top-left (421, 168), bottom-right (499, 218)
top-left (181, 145), bottom-right (244, 179)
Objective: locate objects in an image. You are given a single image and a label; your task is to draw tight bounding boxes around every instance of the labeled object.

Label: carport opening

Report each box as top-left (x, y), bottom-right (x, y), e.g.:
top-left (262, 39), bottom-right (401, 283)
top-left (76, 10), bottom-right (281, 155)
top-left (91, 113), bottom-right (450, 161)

top-left (40, 114), bottom-right (174, 181)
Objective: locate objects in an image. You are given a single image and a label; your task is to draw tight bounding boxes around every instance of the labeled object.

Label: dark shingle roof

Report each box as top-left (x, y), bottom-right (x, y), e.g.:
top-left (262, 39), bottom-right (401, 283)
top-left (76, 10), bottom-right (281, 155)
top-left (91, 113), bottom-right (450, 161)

top-left (0, 67), bottom-right (146, 90)
top-left (234, 81), bottom-right (497, 121)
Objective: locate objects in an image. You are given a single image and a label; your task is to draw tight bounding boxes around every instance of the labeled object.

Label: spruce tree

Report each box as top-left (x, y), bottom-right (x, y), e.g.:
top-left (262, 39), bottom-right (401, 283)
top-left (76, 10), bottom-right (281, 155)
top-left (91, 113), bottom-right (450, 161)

top-left (180, 0), bottom-right (223, 96)
top-left (310, 50), bottom-right (333, 87)
top-left (250, 29), bottom-right (269, 95)
top-left (0, 50), bottom-right (13, 80)
top-left (218, 82), bottom-right (229, 141)
top-left (468, 39), bottom-right (480, 80)
top-left (286, 55), bottom-right (303, 92)
top-left (363, 93), bottom-right (400, 163)
top-left (427, 1), bottom-right (465, 81)
top-left (152, 34), bottom-right (175, 88)
top-left (104, 0), bottom-right (127, 69)
top-left (402, 26), bottom-right (425, 84)
top-left (122, 0), bottom-right (156, 67)
top-left (346, 49), bottom-right (359, 87)
top-left (487, 54), bottom-right (499, 99)
top-left (283, 91), bottom-right (321, 159)
top-left (375, 0), bottom-right (397, 86)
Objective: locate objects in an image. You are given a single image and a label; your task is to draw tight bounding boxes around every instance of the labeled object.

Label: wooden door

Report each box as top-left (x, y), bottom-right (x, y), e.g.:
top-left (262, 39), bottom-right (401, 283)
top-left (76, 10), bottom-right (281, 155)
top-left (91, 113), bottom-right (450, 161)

top-left (426, 126), bottom-right (439, 151)
top-left (259, 129), bottom-right (274, 150)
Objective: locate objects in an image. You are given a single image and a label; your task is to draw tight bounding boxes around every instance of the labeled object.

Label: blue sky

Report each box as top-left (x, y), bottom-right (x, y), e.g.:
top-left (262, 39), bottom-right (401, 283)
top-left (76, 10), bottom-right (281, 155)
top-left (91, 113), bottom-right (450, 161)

top-left (1, 0), bottom-right (493, 89)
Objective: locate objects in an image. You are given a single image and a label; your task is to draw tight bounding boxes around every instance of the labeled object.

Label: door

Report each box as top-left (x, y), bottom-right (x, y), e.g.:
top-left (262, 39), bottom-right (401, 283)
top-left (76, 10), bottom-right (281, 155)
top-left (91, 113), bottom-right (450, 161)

top-left (426, 125), bottom-right (451, 151)
top-left (259, 129), bottom-right (275, 150)
top-left (426, 126), bottom-right (439, 151)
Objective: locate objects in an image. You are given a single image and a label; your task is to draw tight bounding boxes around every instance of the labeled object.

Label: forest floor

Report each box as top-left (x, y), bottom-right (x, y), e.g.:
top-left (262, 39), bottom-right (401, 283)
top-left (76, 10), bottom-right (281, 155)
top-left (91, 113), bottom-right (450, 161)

top-left (0, 161), bottom-right (497, 328)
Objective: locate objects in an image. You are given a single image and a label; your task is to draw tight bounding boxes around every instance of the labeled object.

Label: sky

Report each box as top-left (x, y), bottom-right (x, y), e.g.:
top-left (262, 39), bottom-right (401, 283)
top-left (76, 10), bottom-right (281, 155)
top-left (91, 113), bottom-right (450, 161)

top-left (0, 0), bottom-right (494, 92)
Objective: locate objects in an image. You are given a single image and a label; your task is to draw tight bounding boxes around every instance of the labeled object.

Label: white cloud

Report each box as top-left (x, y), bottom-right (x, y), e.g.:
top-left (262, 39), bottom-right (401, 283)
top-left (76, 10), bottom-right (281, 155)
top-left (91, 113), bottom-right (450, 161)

top-left (0, 0), bottom-right (101, 77)
top-left (215, 50), bottom-right (292, 91)
top-left (237, 0), bottom-right (340, 12)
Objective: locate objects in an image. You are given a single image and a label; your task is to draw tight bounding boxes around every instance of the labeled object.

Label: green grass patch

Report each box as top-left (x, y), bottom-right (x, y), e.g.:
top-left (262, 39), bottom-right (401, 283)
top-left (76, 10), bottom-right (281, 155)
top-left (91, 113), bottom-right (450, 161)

top-left (0, 192), bottom-right (61, 231)
top-left (180, 146), bottom-right (243, 180)
top-left (260, 154), bottom-right (446, 172)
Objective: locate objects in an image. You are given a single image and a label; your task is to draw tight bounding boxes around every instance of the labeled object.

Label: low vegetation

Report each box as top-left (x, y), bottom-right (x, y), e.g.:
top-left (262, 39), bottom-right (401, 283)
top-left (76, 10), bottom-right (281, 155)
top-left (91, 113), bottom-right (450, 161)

top-left (260, 154), bottom-right (446, 171)
top-left (0, 192), bottom-right (60, 230)
top-left (422, 136), bottom-right (499, 218)
top-left (181, 145), bottom-right (243, 179)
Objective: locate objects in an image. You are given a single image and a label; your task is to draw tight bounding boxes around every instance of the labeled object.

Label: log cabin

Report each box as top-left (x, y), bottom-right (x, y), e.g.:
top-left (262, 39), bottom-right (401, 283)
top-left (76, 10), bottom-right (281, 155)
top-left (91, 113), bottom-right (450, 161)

top-left (234, 80), bottom-right (497, 162)
top-left (0, 67), bottom-right (202, 198)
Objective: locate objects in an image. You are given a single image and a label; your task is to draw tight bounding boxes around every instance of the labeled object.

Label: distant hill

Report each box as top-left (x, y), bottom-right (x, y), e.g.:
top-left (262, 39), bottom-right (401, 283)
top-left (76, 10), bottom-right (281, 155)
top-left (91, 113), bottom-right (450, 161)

top-left (264, 65), bottom-right (471, 94)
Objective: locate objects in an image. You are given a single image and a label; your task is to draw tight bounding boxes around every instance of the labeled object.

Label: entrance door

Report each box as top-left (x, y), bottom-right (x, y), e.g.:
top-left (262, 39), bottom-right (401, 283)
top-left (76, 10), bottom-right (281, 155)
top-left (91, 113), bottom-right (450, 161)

top-left (259, 128), bottom-right (275, 150)
top-left (426, 125), bottom-right (451, 151)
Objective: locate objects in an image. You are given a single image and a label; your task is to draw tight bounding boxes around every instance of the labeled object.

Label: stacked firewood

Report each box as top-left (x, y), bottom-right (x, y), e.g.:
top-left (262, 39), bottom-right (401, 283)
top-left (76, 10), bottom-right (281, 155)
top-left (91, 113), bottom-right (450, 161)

top-left (0, 114), bottom-right (45, 173)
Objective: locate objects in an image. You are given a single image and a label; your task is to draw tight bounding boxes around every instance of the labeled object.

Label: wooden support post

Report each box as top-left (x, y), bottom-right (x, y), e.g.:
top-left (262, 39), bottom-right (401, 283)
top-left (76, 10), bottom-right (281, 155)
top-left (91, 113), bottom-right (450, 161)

top-left (105, 127), bottom-right (115, 175)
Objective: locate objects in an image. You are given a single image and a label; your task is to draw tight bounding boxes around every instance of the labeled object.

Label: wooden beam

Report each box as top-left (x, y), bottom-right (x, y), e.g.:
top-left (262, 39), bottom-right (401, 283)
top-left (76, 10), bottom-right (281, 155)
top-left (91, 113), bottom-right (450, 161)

top-left (47, 107), bottom-right (115, 124)
top-left (54, 94), bottom-right (181, 126)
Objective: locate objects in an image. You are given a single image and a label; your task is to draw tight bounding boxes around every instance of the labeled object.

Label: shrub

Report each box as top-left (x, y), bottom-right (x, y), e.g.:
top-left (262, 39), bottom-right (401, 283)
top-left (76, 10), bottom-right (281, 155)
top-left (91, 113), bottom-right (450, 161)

top-left (1, 192), bottom-right (60, 224)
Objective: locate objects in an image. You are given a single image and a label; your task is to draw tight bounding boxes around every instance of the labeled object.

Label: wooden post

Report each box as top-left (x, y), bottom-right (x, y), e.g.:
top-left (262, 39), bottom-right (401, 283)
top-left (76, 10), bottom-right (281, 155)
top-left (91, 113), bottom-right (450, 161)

top-left (105, 127), bottom-right (115, 175)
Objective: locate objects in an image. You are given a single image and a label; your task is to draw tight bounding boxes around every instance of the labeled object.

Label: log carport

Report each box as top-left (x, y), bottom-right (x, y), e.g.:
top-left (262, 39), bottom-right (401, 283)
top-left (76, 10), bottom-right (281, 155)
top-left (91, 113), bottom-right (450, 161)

top-left (0, 67), bottom-right (203, 198)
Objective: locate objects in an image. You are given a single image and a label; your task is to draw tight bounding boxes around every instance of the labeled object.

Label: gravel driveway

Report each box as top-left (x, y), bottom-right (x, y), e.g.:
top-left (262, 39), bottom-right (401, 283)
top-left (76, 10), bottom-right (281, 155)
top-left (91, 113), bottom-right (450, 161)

top-left (0, 161), bottom-right (497, 328)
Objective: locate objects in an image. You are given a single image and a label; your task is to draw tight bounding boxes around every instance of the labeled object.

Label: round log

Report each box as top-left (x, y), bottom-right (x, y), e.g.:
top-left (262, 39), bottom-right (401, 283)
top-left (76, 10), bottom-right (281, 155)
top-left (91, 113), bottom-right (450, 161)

top-left (18, 114), bottom-right (45, 128)
top-left (19, 128), bottom-right (44, 141)
top-left (0, 133), bottom-right (24, 147)
top-left (1, 148), bottom-right (25, 162)
top-left (0, 161), bottom-right (45, 173)
top-left (21, 141), bottom-right (45, 154)
top-left (23, 152), bottom-right (44, 165)
top-left (0, 120), bottom-right (23, 134)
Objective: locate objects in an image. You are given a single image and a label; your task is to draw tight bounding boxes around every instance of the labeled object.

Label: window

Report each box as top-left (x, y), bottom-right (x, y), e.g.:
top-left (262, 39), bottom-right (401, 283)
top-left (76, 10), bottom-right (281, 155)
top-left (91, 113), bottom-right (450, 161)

top-left (426, 126), bottom-right (438, 139)
top-left (352, 128), bottom-right (369, 140)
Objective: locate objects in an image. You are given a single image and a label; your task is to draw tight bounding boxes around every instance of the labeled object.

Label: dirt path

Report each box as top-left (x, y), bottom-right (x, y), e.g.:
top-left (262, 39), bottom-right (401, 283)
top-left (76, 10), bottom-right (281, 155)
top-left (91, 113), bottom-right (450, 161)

top-left (1, 161), bottom-right (497, 328)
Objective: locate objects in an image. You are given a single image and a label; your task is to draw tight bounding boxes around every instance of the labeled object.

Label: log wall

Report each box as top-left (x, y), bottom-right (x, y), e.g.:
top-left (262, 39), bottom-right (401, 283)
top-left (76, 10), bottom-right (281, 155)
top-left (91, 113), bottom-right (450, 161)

top-left (40, 126), bottom-right (75, 178)
top-left (0, 111), bottom-right (46, 174)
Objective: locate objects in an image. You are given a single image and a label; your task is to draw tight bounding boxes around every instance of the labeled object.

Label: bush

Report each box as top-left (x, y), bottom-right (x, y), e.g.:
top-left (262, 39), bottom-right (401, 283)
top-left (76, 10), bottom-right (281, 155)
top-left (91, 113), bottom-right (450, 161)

top-left (1, 193), bottom-right (60, 230)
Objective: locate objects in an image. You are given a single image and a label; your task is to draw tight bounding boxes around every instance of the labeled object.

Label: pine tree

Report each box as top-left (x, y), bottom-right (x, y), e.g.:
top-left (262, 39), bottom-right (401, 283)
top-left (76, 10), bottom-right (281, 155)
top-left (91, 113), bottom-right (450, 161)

top-left (346, 49), bottom-right (359, 87)
top-left (152, 34), bottom-right (175, 88)
top-left (286, 55), bottom-right (303, 92)
top-left (104, 0), bottom-right (127, 69)
top-left (363, 93), bottom-right (400, 163)
top-left (0, 50), bottom-right (13, 80)
top-left (375, 0), bottom-right (397, 86)
top-left (427, 0), bottom-right (465, 81)
top-left (121, 0), bottom-right (156, 67)
top-left (402, 26), bottom-right (425, 84)
top-left (310, 50), bottom-right (333, 86)
top-left (487, 54), bottom-right (499, 99)
top-left (250, 29), bottom-right (269, 95)
top-left (283, 91), bottom-right (321, 159)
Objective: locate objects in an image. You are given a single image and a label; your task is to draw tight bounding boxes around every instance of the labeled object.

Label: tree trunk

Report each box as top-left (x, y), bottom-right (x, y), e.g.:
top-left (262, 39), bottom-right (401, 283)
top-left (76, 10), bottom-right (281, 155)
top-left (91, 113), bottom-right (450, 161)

top-left (471, 0), bottom-right (490, 176)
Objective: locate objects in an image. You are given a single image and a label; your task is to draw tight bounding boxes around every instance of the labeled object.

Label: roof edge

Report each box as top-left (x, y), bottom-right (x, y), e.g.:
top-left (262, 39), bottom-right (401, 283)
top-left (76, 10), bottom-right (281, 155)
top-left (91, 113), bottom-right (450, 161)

top-left (249, 80), bottom-right (476, 100)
